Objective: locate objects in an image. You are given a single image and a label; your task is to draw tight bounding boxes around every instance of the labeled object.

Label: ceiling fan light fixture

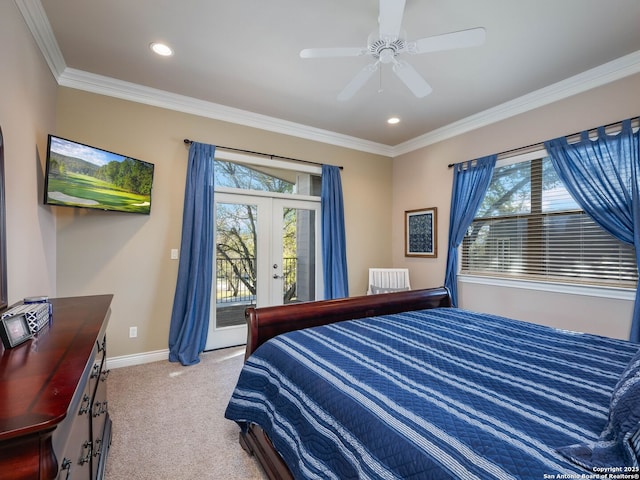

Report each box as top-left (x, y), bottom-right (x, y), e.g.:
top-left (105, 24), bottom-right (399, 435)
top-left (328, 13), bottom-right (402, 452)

top-left (150, 42), bottom-right (173, 57)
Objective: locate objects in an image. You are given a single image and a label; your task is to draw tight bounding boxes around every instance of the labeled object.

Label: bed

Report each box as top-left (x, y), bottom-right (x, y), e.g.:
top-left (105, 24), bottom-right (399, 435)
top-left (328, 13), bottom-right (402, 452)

top-left (225, 287), bottom-right (640, 479)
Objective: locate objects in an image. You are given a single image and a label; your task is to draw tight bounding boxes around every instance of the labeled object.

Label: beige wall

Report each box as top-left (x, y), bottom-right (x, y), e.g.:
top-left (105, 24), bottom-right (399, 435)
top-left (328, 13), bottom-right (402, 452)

top-left (54, 89), bottom-right (392, 358)
top-left (0, 2), bottom-right (57, 304)
top-left (392, 73), bottom-right (640, 340)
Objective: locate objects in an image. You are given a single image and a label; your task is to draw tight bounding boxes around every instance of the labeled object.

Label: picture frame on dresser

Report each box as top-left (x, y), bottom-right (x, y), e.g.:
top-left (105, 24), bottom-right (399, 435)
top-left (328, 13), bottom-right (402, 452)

top-left (0, 314), bottom-right (32, 348)
top-left (405, 207), bottom-right (437, 258)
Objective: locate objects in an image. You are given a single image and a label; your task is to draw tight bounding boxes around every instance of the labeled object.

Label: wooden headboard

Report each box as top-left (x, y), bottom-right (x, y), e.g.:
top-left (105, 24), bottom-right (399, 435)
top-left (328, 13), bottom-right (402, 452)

top-left (243, 286), bottom-right (451, 360)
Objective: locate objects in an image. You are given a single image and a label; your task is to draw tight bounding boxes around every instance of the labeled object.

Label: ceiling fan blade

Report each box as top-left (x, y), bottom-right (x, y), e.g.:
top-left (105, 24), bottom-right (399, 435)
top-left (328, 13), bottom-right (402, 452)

top-left (378, 0), bottom-right (406, 40)
top-left (337, 62), bottom-right (379, 101)
top-left (300, 47), bottom-right (366, 59)
top-left (392, 60), bottom-right (432, 98)
top-left (412, 27), bottom-right (486, 54)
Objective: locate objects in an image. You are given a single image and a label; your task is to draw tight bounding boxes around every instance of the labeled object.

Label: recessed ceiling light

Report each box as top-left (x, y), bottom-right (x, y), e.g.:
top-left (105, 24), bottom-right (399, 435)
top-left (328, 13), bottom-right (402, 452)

top-left (150, 42), bottom-right (173, 57)
top-left (387, 117), bottom-right (400, 125)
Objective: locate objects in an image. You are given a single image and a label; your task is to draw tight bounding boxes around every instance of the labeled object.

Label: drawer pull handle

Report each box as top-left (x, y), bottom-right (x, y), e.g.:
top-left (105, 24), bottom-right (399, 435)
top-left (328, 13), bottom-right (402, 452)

top-left (93, 438), bottom-right (103, 458)
top-left (78, 441), bottom-right (92, 465)
top-left (92, 400), bottom-right (109, 417)
top-left (78, 394), bottom-right (91, 415)
top-left (60, 458), bottom-right (72, 480)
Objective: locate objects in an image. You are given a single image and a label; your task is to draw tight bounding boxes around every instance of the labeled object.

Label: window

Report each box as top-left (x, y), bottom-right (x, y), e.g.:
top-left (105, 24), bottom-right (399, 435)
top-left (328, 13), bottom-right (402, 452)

top-left (461, 152), bottom-right (637, 288)
top-left (214, 159), bottom-right (321, 196)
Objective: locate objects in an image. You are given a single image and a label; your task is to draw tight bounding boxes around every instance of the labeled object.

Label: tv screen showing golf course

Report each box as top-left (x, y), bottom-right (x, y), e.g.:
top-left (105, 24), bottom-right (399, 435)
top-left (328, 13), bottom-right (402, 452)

top-left (44, 135), bottom-right (154, 214)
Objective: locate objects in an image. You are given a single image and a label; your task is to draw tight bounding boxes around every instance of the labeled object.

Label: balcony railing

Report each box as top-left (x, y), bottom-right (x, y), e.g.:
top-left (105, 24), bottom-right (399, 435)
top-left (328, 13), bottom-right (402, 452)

top-left (216, 257), bottom-right (297, 304)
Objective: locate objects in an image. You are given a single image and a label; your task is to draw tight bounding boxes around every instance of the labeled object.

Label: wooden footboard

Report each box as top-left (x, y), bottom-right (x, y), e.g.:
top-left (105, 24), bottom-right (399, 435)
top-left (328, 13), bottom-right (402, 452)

top-left (240, 424), bottom-right (293, 480)
top-left (244, 286), bottom-right (451, 359)
top-left (239, 286), bottom-right (452, 479)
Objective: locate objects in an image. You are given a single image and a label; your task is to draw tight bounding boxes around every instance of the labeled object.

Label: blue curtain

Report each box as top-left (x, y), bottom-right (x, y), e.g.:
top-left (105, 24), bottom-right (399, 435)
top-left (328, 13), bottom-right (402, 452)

top-left (544, 119), bottom-right (640, 342)
top-left (321, 165), bottom-right (349, 299)
top-left (444, 155), bottom-right (497, 306)
top-left (168, 142), bottom-right (216, 365)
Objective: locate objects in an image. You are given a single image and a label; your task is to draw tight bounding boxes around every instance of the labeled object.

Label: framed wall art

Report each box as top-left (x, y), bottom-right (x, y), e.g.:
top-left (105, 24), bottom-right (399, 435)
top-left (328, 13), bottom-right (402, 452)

top-left (405, 207), bottom-right (437, 258)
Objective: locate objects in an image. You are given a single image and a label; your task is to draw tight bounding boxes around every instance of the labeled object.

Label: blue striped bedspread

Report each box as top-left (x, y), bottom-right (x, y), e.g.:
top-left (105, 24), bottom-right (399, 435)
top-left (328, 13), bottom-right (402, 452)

top-left (224, 307), bottom-right (639, 479)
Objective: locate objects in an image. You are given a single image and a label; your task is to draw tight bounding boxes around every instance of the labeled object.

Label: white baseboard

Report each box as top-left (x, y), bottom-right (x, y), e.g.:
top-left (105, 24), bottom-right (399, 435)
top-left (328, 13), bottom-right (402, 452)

top-left (106, 349), bottom-right (169, 369)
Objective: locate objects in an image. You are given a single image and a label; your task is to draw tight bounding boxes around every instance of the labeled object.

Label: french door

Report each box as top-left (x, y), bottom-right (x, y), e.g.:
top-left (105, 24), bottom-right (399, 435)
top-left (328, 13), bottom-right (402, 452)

top-left (205, 192), bottom-right (321, 350)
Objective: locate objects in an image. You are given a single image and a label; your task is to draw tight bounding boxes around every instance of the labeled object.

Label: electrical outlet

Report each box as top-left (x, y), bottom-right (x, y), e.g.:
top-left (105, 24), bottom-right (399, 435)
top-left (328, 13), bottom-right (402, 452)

top-left (170, 248), bottom-right (179, 260)
top-left (129, 326), bottom-right (138, 338)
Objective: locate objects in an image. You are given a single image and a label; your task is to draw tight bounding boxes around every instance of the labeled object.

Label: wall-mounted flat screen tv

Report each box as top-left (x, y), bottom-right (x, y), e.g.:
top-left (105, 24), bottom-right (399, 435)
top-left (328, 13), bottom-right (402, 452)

top-left (44, 135), bottom-right (154, 215)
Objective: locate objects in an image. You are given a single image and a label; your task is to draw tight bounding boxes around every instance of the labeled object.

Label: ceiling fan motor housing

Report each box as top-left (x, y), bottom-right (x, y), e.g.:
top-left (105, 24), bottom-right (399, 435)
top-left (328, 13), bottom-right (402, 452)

top-left (368, 34), bottom-right (406, 63)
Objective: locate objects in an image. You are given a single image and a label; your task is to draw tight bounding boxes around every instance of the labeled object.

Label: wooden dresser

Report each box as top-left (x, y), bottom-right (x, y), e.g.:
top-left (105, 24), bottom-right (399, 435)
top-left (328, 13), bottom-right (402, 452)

top-left (0, 295), bottom-right (113, 480)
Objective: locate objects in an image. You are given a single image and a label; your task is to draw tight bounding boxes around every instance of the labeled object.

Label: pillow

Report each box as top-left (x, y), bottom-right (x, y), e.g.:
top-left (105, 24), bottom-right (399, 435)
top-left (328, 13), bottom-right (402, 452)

top-left (557, 347), bottom-right (640, 469)
top-left (369, 285), bottom-right (410, 294)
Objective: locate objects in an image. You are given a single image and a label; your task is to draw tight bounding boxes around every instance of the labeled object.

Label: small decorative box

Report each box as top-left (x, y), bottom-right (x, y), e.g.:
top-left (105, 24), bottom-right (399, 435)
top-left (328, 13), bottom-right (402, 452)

top-left (2, 302), bottom-right (50, 334)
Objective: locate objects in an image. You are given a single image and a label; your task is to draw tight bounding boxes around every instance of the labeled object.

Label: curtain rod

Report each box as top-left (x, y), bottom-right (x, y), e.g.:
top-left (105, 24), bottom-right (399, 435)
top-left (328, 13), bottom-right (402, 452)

top-left (447, 117), bottom-right (639, 168)
top-left (183, 139), bottom-right (343, 170)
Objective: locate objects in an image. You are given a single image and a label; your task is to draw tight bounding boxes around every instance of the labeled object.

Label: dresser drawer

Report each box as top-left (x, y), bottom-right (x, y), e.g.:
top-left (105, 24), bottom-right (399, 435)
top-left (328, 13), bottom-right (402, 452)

top-left (55, 379), bottom-right (92, 480)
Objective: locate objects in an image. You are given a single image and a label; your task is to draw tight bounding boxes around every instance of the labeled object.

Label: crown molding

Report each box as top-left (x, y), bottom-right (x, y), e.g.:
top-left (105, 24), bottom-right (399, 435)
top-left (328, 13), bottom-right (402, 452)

top-left (17, 0), bottom-right (640, 159)
top-left (393, 50), bottom-right (640, 156)
top-left (14, 0), bottom-right (65, 79)
top-left (58, 68), bottom-right (396, 157)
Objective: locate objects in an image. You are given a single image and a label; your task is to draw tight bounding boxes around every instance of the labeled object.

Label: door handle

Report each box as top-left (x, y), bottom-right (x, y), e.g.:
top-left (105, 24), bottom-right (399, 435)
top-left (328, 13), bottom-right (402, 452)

top-left (273, 274), bottom-right (283, 279)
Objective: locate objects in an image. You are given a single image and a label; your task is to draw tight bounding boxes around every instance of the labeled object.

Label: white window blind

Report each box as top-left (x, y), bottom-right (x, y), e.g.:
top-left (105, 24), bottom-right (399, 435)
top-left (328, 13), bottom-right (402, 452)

top-left (460, 154), bottom-right (638, 287)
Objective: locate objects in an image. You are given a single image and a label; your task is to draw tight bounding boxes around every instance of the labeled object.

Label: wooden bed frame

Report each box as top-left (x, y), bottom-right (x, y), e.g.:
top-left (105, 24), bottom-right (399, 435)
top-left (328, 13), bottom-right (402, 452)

top-left (238, 287), bottom-right (452, 480)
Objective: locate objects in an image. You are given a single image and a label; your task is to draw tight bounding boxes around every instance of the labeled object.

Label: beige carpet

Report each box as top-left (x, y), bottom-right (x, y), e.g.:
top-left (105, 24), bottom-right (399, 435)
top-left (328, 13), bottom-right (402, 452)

top-left (104, 346), bottom-right (268, 480)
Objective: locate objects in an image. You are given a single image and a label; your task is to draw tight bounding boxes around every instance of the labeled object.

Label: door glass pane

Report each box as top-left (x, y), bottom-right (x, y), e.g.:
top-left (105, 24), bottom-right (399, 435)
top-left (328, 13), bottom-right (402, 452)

top-left (282, 207), bottom-right (316, 304)
top-left (215, 202), bottom-right (257, 327)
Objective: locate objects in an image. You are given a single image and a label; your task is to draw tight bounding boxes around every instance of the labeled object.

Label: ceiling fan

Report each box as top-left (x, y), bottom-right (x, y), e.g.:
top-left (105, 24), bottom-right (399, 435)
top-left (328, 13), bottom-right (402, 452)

top-left (300, 0), bottom-right (486, 101)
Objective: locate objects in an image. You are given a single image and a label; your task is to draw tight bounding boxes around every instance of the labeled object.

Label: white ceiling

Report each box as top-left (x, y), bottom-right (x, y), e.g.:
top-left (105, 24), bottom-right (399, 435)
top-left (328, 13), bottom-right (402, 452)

top-left (20, 0), bottom-right (640, 156)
